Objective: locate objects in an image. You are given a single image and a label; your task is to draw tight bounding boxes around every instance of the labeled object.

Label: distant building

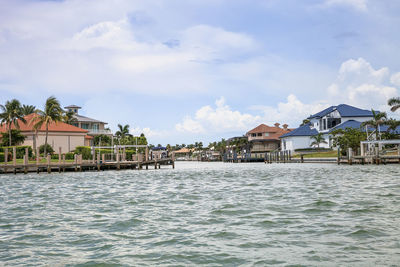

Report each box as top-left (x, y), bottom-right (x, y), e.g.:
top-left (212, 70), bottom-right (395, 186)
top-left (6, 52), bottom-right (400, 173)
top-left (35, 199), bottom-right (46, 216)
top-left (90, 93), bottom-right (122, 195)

top-left (0, 113), bottom-right (90, 152)
top-left (280, 104), bottom-right (382, 152)
top-left (246, 123), bottom-right (292, 156)
top-left (64, 105), bottom-right (112, 138)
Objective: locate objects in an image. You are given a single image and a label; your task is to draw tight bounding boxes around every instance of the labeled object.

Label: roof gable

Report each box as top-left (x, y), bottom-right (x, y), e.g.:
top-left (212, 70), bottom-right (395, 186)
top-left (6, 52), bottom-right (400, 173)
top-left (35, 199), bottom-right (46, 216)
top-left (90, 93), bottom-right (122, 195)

top-left (308, 104), bottom-right (374, 119)
top-left (280, 124), bottom-right (318, 138)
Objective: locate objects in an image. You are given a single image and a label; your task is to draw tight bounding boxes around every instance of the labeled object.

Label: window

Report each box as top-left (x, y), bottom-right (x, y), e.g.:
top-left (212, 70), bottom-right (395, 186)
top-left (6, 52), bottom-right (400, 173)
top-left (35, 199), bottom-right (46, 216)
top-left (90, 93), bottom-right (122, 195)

top-left (327, 118), bottom-right (341, 129)
top-left (265, 133), bottom-right (269, 137)
top-left (252, 133), bottom-right (256, 137)
top-left (72, 123), bottom-right (79, 127)
top-left (92, 124), bottom-right (99, 131)
top-left (81, 123), bottom-right (89, 129)
top-left (257, 133), bottom-right (262, 136)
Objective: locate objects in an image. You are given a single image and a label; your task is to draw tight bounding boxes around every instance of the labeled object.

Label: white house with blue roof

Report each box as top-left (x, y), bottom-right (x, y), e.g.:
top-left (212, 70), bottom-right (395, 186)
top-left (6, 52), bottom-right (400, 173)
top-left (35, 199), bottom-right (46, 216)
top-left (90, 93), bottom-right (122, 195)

top-left (280, 104), bottom-right (376, 152)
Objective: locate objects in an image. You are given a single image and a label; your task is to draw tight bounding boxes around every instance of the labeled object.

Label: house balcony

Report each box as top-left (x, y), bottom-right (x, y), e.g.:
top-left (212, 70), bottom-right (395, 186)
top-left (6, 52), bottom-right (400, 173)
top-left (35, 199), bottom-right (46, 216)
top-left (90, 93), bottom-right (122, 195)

top-left (87, 129), bottom-right (113, 136)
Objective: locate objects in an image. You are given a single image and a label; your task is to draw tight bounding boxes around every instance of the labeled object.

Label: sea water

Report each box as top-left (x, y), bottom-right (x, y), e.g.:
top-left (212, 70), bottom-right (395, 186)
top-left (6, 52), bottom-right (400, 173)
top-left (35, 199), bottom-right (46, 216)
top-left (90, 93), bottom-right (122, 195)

top-left (1, 162), bottom-right (399, 266)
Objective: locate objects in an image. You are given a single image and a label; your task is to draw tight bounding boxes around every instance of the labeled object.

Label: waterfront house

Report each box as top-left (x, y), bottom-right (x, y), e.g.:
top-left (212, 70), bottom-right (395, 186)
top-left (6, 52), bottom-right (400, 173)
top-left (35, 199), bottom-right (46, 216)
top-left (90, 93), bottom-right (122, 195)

top-left (280, 104), bottom-right (376, 152)
top-left (65, 105), bottom-right (112, 139)
top-left (246, 123), bottom-right (292, 157)
top-left (0, 113), bottom-right (90, 152)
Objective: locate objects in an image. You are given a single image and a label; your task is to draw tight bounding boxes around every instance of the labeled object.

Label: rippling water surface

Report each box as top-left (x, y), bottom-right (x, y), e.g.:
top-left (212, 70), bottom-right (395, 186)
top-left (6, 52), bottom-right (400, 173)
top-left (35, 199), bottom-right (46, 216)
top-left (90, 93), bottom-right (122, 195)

top-left (1, 162), bottom-right (400, 266)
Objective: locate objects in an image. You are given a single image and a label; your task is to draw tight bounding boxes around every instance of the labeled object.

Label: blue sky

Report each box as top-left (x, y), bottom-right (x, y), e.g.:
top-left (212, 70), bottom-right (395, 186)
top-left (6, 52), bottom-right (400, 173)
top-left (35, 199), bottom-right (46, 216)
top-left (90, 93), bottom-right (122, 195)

top-left (1, 0), bottom-right (400, 145)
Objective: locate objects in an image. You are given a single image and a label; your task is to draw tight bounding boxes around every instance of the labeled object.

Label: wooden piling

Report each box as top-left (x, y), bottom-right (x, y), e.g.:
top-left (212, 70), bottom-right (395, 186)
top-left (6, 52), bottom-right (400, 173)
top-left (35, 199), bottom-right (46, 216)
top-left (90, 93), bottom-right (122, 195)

top-left (13, 146), bottom-right (16, 166)
top-left (47, 155), bottom-right (51, 173)
top-left (4, 148), bottom-right (8, 173)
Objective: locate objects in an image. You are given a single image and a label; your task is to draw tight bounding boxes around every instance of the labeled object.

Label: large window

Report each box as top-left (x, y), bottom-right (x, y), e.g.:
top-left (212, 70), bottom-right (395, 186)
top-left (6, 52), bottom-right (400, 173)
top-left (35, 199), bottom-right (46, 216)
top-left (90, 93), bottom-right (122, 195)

top-left (92, 124), bottom-right (99, 131)
top-left (327, 118), bottom-right (341, 129)
top-left (81, 123), bottom-right (89, 129)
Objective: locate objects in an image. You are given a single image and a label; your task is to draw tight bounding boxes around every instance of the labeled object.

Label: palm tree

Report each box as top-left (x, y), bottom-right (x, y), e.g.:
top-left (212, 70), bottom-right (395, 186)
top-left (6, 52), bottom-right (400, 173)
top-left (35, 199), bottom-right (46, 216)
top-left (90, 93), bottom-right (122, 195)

top-left (115, 124), bottom-right (131, 138)
top-left (361, 109), bottom-right (387, 140)
top-left (388, 97), bottom-right (400, 112)
top-left (32, 96), bottom-right (63, 155)
top-left (63, 110), bottom-right (77, 124)
top-left (386, 118), bottom-right (400, 133)
top-left (0, 99), bottom-right (27, 146)
top-left (310, 133), bottom-right (327, 149)
top-left (21, 104), bottom-right (36, 115)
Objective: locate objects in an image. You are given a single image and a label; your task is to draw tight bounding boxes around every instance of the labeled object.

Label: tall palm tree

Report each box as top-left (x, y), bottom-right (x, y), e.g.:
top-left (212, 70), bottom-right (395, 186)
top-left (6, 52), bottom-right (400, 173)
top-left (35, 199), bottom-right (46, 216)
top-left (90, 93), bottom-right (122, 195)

top-left (63, 110), bottom-right (77, 125)
top-left (115, 124), bottom-right (131, 138)
top-left (21, 104), bottom-right (36, 116)
top-left (310, 133), bottom-right (327, 149)
top-left (32, 96), bottom-right (63, 155)
top-left (386, 118), bottom-right (400, 133)
top-left (0, 99), bottom-right (26, 146)
top-left (388, 97), bottom-right (400, 112)
top-left (361, 109), bottom-right (387, 140)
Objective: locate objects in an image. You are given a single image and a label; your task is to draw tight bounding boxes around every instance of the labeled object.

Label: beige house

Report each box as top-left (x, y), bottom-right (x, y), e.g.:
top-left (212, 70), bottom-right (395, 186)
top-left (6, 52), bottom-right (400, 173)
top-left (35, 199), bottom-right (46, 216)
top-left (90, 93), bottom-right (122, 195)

top-left (246, 123), bottom-right (292, 156)
top-left (0, 113), bottom-right (90, 153)
top-left (65, 105), bottom-right (112, 137)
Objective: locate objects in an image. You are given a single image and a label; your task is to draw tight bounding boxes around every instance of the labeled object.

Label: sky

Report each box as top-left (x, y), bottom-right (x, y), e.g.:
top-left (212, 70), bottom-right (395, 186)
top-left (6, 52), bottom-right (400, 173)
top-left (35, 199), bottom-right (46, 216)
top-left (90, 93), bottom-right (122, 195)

top-left (1, 0), bottom-right (400, 145)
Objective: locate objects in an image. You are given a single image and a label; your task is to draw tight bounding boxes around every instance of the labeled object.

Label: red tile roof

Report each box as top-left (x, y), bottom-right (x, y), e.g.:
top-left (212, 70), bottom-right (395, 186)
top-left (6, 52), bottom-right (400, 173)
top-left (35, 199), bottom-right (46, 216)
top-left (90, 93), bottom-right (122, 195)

top-left (246, 123), bottom-right (292, 140)
top-left (0, 113), bottom-right (88, 133)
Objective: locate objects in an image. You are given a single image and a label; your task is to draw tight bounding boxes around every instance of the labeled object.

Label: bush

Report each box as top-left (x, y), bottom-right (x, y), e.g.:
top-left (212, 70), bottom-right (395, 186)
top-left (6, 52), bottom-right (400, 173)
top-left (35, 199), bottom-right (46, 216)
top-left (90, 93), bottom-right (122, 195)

top-left (0, 152), bottom-right (3, 162)
top-left (75, 146), bottom-right (92, 160)
top-left (0, 146), bottom-right (33, 159)
top-left (66, 152), bottom-right (75, 160)
top-left (39, 144), bottom-right (54, 155)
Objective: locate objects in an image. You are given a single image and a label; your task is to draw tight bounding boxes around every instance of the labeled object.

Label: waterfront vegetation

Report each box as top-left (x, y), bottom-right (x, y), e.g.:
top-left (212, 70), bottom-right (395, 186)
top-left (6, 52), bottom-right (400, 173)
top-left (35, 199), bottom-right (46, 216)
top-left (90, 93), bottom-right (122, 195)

top-left (292, 150), bottom-right (338, 158)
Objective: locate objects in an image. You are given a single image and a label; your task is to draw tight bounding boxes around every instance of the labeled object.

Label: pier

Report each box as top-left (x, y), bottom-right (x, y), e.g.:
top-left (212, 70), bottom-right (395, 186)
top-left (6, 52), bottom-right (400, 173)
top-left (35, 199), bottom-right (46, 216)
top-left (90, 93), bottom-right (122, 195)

top-left (0, 145), bottom-right (175, 175)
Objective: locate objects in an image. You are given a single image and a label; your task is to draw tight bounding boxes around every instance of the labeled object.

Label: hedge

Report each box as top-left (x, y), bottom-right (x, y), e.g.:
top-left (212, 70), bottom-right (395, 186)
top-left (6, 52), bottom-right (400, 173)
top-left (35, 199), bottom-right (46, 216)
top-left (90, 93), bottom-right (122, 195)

top-left (294, 148), bottom-right (332, 152)
top-left (74, 146), bottom-right (92, 160)
top-left (0, 146), bottom-right (33, 158)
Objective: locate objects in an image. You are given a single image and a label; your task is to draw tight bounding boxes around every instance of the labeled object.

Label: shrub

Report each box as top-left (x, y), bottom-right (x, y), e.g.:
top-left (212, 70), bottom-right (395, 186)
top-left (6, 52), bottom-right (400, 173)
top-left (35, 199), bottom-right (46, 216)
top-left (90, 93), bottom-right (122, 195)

top-left (294, 148), bottom-right (332, 152)
top-left (0, 146), bottom-right (33, 159)
top-left (75, 146), bottom-right (92, 160)
top-left (39, 144), bottom-right (54, 155)
top-left (0, 152), bottom-right (3, 162)
top-left (65, 152), bottom-right (75, 160)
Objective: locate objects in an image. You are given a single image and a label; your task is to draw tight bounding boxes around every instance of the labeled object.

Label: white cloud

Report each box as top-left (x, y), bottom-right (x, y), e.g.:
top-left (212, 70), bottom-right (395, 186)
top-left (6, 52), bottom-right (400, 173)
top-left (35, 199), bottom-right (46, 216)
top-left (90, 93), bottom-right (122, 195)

top-left (323, 0), bottom-right (367, 11)
top-left (176, 97), bottom-right (261, 134)
top-left (327, 58), bottom-right (398, 112)
top-left (131, 127), bottom-right (167, 138)
top-left (390, 72), bottom-right (400, 87)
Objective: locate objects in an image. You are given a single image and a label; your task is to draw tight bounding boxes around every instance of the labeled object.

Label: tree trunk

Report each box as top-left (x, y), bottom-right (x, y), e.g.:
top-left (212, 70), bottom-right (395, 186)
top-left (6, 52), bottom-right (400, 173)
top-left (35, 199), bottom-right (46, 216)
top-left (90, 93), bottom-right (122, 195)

top-left (44, 124), bottom-right (49, 156)
top-left (8, 126), bottom-right (12, 146)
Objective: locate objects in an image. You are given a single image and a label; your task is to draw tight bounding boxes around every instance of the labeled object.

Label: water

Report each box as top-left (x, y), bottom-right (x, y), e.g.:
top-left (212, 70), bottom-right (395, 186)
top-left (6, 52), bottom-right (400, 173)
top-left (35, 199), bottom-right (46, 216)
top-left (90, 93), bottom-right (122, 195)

top-left (0, 162), bottom-right (399, 266)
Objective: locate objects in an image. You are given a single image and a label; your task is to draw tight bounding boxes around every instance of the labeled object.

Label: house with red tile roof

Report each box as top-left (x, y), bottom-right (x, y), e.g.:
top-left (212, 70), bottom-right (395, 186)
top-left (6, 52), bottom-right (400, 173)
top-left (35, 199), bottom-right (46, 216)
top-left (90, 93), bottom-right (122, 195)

top-left (246, 123), bottom-right (292, 156)
top-left (0, 113), bottom-right (91, 153)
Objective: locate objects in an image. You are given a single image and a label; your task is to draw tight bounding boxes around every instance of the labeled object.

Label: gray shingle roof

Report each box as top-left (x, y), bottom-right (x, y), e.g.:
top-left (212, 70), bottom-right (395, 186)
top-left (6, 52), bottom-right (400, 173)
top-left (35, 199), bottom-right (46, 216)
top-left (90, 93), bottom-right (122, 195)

top-left (74, 114), bottom-right (107, 124)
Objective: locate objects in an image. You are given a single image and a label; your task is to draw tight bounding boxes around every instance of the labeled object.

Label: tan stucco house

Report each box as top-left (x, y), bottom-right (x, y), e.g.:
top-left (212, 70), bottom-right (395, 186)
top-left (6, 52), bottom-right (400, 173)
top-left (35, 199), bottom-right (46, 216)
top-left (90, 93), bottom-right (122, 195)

top-left (0, 113), bottom-right (90, 153)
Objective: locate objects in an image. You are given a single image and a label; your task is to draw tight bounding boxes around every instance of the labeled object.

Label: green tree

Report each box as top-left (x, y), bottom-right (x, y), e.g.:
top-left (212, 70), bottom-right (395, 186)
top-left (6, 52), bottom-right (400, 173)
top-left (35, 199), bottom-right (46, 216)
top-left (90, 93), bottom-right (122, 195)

top-left (388, 97), bottom-right (400, 112)
top-left (331, 128), bottom-right (367, 155)
top-left (63, 110), bottom-right (77, 124)
top-left (32, 96), bottom-right (63, 155)
top-left (21, 104), bottom-right (36, 116)
top-left (0, 99), bottom-right (27, 146)
top-left (1, 129), bottom-right (26, 146)
top-left (115, 124), bottom-right (131, 138)
top-left (310, 133), bottom-right (327, 149)
top-left (361, 109), bottom-right (387, 140)
top-left (94, 134), bottom-right (111, 146)
top-left (300, 119), bottom-right (310, 126)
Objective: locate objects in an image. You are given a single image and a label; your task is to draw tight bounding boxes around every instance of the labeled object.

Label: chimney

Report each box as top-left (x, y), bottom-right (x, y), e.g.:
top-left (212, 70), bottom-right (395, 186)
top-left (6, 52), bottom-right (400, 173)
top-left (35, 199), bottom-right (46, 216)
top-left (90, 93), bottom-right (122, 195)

top-left (282, 124), bottom-right (288, 130)
top-left (274, 123), bottom-right (280, 128)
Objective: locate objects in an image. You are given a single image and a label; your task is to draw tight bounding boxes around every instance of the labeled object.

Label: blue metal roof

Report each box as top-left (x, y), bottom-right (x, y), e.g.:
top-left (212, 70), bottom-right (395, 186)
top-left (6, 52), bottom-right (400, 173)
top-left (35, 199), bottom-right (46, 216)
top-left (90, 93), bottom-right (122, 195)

top-left (280, 124), bottom-right (319, 138)
top-left (308, 104), bottom-right (374, 119)
top-left (328, 120), bottom-right (400, 134)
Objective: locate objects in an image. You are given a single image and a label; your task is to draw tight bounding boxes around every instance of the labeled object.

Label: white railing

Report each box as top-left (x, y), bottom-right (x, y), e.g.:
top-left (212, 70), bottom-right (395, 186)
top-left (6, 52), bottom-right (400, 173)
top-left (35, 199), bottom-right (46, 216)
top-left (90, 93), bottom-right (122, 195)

top-left (87, 129), bottom-right (113, 135)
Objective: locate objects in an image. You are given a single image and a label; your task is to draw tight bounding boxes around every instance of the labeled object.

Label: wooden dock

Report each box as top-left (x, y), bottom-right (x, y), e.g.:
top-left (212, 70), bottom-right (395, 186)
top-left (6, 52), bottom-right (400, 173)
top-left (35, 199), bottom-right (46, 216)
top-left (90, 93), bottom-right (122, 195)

top-left (0, 146), bottom-right (175, 175)
top-left (0, 158), bottom-right (175, 174)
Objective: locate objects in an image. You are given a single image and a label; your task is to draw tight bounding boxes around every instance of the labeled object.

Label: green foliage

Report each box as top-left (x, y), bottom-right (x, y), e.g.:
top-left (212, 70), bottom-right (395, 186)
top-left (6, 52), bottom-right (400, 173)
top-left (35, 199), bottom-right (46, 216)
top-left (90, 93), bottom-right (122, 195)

top-left (94, 134), bottom-right (111, 146)
top-left (21, 104), bottom-right (36, 116)
top-left (1, 129), bottom-right (26, 146)
top-left (65, 152), bottom-right (75, 160)
top-left (331, 127), bottom-right (367, 156)
top-left (310, 133), bottom-right (328, 148)
top-left (39, 144), bottom-right (54, 155)
top-left (388, 97), bottom-right (400, 112)
top-left (74, 146), bottom-right (92, 160)
top-left (0, 99), bottom-right (27, 146)
top-left (0, 152), bottom-right (4, 162)
top-left (0, 146), bottom-right (33, 159)
top-left (115, 124), bottom-right (131, 138)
